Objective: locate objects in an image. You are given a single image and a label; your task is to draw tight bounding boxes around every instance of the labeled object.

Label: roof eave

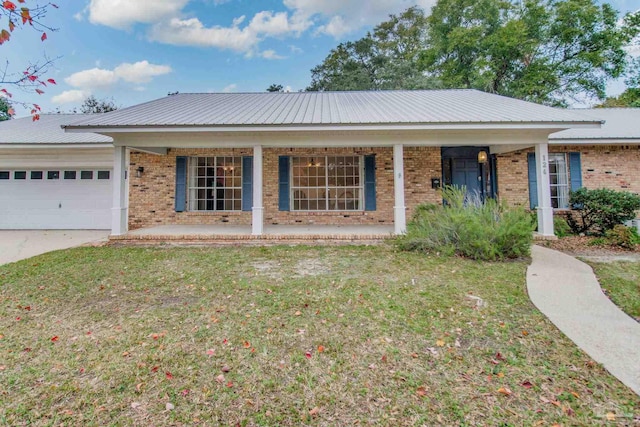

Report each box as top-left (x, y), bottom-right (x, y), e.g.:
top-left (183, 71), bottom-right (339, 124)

top-left (550, 137), bottom-right (640, 144)
top-left (64, 121), bottom-right (602, 134)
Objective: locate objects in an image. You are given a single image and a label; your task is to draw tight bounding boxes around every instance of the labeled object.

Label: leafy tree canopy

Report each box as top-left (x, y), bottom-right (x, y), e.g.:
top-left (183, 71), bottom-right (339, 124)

top-left (267, 84), bottom-right (284, 92)
top-left (79, 95), bottom-right (118, 114)
top-left (0, 97), bottom-right (11, 121)
top-left (308, 6), bottom-right (437, 91)
top-left (308, 1), bottom-right (640, 106)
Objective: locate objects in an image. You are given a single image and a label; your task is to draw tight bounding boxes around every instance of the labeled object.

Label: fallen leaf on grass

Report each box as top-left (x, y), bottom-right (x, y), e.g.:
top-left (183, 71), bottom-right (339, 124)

top-left (51, 336), bottom-right (59, 342)
top-left (497, 387), bottom-right (512, 396)
top-left (243, 341), bottom-right (251, 348)
top-left (206, 349), bottom-right (215, 356)
top-left (166, 402), bottom-right (174, 411)
top-left (221, 365), bottom-right (231, 373)
top-left (294, 311), bottom-right (302, 316)
top-left (605, 412), bottom-right (615, 421)
top-left (131, 402), bottom-right (142, 410)
top-left (165, 372), bottom-right (173, 380)
top-left (305, 351), bottom-right (312, 359)
top-left (309, 407), bottom-right (320, 417)
top-left (416, 386), bottom-right (428, 397)
top-left (226, 381), bottom-right (233, 388)
top-left (317, 345), bottom-right (324, 353)
top-left (521, 380), bottom-right (533, 389)
top-left (216, 374), bottom-right (225, 383)
top-left (436, 339), bottom-right (445, 347)
top-left (181, 389), bottom-right (190, 396)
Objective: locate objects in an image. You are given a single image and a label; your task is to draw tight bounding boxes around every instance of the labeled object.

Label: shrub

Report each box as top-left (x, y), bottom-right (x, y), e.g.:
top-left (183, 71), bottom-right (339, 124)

top-left (604, 224), bottom-right (639, 249)
top-left (554, 215), bottom-right (572, 238)
top-left (567, 188), bottom-right (640, 235)
top-left (398, 186), bottom-right (535, 261)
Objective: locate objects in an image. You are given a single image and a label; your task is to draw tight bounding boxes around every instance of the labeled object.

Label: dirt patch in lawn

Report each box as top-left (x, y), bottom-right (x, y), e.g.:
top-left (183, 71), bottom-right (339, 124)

top-left (539, 236), bottom-right (640, 261)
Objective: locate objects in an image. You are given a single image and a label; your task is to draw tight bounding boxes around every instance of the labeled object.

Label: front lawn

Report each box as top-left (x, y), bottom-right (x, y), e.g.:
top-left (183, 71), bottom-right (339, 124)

top-left (0, 245), bottom-right (638, 425)
top-left (586, 260), bottom-right (640, 323)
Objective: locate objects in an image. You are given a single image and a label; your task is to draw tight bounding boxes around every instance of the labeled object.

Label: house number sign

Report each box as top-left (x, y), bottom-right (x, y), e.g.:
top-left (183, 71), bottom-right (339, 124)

top-left (541, 154), bottom-right (547, 175)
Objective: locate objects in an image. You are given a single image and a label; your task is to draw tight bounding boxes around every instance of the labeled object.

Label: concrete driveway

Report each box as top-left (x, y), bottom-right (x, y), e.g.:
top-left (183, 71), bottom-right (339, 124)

top-left (0, 230), bottom-right (110, 265)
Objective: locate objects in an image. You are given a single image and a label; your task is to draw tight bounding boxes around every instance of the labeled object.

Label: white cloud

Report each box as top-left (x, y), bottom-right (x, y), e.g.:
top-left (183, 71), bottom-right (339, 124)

top-left (289, 44), bottom-right (304, 54)
top-left (65, 68), bottom-right (118, 89)
top-left (222, 84), bottom-right (237, 93)
top-left (283, 0), bottom-right (436, 37)
top-left (148, 10), bottom-right (311, 54)
top-left (64, 61), bottom-right (172, 91)
top-left (149, 17), bottom-right (258, 52)
top-left (52, 90), bottom-right (90, 104)
top-left (114, 61), bottom-right (173, 84)
top-left (261, 49), bottom-right (286, 60)
top-left (86, 0), bottom-right (189, 30)
top-left (284, 85), bottom-right (292, 92)
top-left (82, 0), bottom-right (435, 53)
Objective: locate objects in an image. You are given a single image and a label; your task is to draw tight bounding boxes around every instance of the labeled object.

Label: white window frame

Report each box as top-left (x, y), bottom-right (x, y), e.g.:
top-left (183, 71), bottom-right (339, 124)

top-left (290, 155), bottom-right (364, 212)
top-left (549, 153), bottom-right (570, 210)
top-left (187, 156), bottom-right (243, 212)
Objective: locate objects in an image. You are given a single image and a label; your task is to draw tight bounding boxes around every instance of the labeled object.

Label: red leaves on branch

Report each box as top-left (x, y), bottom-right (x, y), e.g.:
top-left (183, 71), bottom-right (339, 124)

top-left (2, 1), bottom-right (16, 11)
top-left (40, 31), bottom-right (45, 41)
top-left (0, 29), bottom-right (9, 44)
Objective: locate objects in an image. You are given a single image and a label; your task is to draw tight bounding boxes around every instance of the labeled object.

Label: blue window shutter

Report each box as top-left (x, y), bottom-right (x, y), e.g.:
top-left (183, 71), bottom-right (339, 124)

top-left (175, 156), bottom-right (187, 212)
top-left (527, 153), bottom-right (538, 209)
top-left (364, 155), bottom-right (376, 211)
top-left (278, 156), bottom-right (290, 211)
top-left (242, 156), bottom-right (253, 212)
top-left (569, 152), bottom-right (582, 191)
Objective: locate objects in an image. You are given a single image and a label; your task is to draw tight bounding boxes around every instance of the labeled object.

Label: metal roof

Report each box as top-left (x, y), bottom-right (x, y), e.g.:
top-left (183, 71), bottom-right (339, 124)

top-left (551, 108), bottom-right (640, 141)
top-left (64, 90), bottom-right (599, 129)
top-left (0, 114), bottom-right (112, 144)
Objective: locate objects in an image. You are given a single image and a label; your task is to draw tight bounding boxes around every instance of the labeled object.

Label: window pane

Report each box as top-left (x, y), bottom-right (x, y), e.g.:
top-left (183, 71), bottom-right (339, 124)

top-left (64, 171), bottom-right (77, 180)
top-left (0, 171), bottom-right (9, 180)
top-left (47, 171), bottom-right (60, 180)
top-left (31, 171), bottom-right (43, 180)
top-left (187, 156), bottom-right (242, 211)
top-left (81, 171), bottom-right (93, 180)
top-left (290, 155), bottom-right (363, 211)
top-left (97, 171), bottom-right (110, 180)
top-left (14, 171), bottom-right (26, 180)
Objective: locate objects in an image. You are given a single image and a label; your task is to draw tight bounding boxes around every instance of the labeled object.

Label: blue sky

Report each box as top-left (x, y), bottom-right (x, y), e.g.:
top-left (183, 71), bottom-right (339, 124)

top-left (2, 0), bottom-right (638, 116)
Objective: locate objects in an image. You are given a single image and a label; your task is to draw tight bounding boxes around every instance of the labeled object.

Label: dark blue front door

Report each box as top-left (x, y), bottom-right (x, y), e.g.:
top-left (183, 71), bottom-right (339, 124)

top-left (452, 158), bottom-right (480, 195)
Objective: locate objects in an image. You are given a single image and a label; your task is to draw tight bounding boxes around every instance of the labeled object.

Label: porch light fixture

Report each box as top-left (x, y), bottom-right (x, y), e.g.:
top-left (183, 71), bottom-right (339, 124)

top-left (477, 151), bottom-right (488, 164)
top-left (136, 166), bottom-right (144, 178)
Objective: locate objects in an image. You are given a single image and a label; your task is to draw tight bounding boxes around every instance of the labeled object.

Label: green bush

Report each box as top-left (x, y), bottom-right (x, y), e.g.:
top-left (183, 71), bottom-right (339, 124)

top-left (604, 224), bottom-right (640, 249)
top-left (567, 188), bottom-right (640, 235)
top-left (398, 186), bottom-right (535, 261)
top-left (554, 215), bottom-right (572, 238)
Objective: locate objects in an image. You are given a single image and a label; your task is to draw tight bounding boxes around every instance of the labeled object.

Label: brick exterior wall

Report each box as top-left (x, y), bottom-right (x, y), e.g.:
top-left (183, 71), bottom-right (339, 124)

top-left (496, 144), bottom-right (640, 209)
top-left (128, 147), bottom-right (442, 230)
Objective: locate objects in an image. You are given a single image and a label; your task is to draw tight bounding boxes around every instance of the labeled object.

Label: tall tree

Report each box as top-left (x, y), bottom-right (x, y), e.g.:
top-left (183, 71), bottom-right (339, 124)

top-left (267, 84), bottom-right (284, 92)
top-left (308, 7), bottom-right (435, 91)
top-left (1, 1), bottom-right (59, 119)
top-left (420, 0), bottom-right (639, 106)
top-left (79, 96), bottom-right (118, 114)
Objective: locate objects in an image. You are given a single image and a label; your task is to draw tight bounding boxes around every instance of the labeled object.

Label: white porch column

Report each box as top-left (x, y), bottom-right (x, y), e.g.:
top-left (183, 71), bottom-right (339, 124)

top-left (535, 142), bottom-right (554, 237)
top-left (393, 144), bottom-right (407, 235)
top-left (111, 146), bottom-right (128, 236)
top-left (252, 145), bottom-right (264, 235)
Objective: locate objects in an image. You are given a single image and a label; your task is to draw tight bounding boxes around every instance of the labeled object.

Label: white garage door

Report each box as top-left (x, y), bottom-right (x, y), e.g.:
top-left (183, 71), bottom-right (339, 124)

top-left (0, 168), bottom-right (112, 229)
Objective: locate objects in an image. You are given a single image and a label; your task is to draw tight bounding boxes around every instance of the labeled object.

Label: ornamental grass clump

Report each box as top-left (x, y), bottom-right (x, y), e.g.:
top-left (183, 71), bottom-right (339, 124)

top-left (398, 186), bottom-right (535, 261)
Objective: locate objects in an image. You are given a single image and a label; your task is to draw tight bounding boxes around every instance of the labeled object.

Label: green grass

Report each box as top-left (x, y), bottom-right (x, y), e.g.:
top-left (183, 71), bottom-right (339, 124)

top-left (586, 260), bottom-right (640, 322)
top-left (0, 245), bottom-right (638, 426)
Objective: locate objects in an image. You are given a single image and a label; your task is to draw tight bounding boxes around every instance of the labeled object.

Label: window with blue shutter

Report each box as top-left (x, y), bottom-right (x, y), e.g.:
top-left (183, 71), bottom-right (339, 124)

top-left (175, 156), bottom-right (187, 212)
top-left (569, 152), bottom-right (582, 191)
top-left (364, 155), bottom-right (376, 211)
top-left (242, 156), bottom-right (253, 211)
top-left (278, 156), bottom-right (290, 211)
top-left (527, 153), bottom-right (538, 209)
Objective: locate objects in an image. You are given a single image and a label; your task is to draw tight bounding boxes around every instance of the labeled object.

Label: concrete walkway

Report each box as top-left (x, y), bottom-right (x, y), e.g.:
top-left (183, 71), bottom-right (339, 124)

top-left (527, 245), bottom-right (640, 396)
top-left (0, 230), bottom-right (109, 266)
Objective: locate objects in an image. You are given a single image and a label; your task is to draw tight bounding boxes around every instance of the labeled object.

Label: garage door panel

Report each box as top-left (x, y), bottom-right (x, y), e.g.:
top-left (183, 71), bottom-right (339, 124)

top-left (0, 170), bottom-right (113, 229)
